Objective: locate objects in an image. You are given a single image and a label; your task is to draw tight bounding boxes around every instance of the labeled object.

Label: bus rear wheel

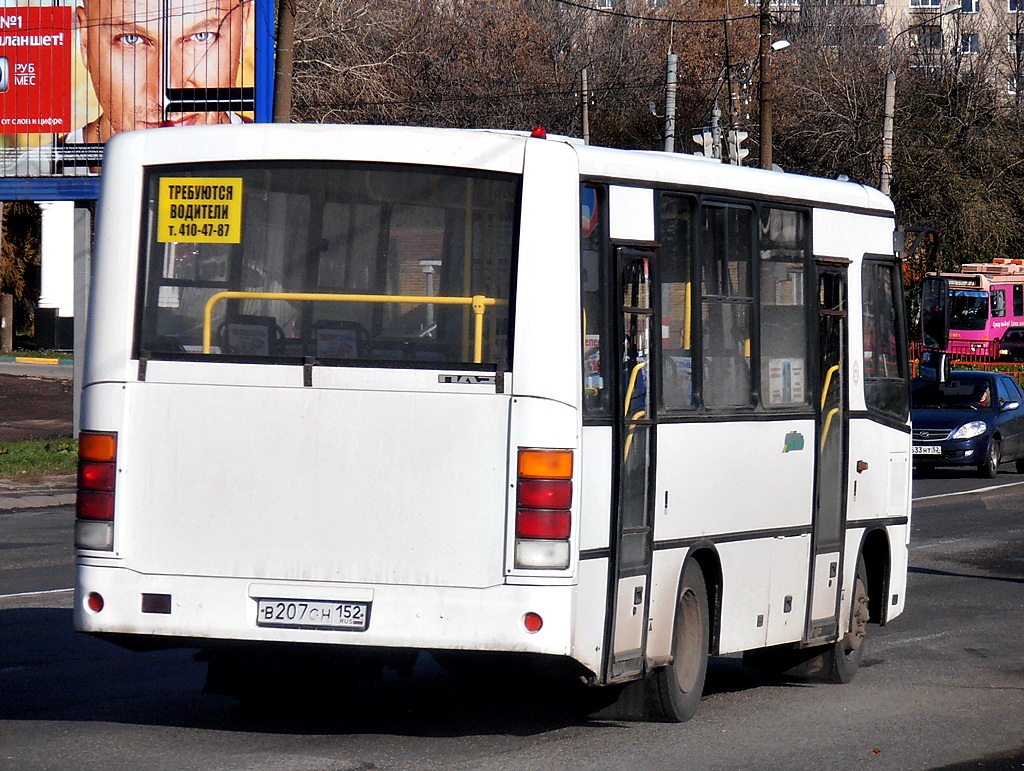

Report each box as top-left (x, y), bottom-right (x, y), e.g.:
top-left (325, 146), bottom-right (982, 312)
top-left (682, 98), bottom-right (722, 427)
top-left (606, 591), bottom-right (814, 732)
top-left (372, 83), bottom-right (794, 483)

top-left (645, 560), bottom-right (709, 722)
top-left (821, 556), bottom-right (870, 684)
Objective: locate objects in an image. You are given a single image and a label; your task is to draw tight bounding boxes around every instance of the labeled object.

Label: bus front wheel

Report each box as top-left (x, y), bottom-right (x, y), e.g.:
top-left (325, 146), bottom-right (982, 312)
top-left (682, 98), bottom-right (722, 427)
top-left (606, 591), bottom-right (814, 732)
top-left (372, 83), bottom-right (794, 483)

top-left (645, 560), bottom-right (709, 722)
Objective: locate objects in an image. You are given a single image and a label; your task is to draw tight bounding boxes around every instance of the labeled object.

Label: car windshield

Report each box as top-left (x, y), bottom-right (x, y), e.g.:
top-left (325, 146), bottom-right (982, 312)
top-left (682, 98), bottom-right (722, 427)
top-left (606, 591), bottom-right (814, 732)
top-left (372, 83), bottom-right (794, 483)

top-left (1005, 330), bottom-right (1024, 342)
top-left (912, 378), bottom-right (993, 410)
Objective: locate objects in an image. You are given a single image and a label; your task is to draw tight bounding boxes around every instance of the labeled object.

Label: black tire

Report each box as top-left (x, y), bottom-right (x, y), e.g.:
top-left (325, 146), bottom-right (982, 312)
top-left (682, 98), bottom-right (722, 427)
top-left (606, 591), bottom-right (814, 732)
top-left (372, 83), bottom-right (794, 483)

top-left (979, 438), bottom-right (1001, 479)
top-left (820, 556), bottom-right (870, 684)
top-left (645, 560), bottom-right (710, 722)
top-left (1015, 457), bottom-right (1024, 474)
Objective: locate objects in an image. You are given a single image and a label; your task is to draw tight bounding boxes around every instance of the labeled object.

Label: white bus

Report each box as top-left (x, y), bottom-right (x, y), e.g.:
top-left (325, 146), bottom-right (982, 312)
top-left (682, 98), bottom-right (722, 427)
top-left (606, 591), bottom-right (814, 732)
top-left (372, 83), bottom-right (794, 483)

top-left (75, 124), bottom-right (911, 721)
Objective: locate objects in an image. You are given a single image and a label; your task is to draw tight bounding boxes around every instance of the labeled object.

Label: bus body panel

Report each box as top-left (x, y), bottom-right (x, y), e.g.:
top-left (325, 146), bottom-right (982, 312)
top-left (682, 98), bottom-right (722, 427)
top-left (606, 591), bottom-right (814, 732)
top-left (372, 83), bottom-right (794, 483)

top-left (109, 380), bottom-right (513, 587)
top-left (578, 426), bottom-right (613, 553)
top-left (513, 139), bottom-right (582, 407)
top-left (654, 419), bottom-right (815, 540)
top-left (74, 566), bottom-right (575, 655)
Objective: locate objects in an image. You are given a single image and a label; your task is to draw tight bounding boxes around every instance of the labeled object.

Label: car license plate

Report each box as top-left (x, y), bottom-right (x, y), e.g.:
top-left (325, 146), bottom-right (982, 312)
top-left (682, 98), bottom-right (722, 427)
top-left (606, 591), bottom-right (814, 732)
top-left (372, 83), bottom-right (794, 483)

top-left (912, 445), bottom-right (942, 455)
top-left (256, 598), bottom-right (369, 631)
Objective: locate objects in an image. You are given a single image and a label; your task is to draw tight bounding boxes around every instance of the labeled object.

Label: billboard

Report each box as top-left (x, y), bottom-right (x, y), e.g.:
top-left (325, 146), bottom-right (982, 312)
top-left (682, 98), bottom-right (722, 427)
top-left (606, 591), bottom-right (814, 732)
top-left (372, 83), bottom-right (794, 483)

top-left (0, 0), bottom-right (260, 178)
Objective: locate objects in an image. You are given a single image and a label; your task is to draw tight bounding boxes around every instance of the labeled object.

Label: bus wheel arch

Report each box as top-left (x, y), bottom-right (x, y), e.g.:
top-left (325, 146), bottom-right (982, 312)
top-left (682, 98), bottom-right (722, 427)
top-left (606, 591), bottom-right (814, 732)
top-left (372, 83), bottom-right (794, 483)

top-left (860, 527), bottom-right (891, 625)
top-left (644, 549), bottom-right (719, 722)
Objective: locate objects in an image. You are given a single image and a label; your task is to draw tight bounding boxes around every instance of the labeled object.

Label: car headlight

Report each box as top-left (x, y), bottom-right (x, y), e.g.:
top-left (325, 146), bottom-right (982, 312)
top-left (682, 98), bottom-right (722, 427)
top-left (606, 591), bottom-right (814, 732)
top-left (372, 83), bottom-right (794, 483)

top-left (951, 421), bottom-right (987, 440)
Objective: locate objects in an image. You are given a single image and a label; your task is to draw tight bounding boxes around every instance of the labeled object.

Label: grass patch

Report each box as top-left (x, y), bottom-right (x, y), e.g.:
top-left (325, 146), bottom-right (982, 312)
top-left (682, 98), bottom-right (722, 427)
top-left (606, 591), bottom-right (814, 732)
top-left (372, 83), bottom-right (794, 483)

top-left (0, 439), bottom-right (78, 479)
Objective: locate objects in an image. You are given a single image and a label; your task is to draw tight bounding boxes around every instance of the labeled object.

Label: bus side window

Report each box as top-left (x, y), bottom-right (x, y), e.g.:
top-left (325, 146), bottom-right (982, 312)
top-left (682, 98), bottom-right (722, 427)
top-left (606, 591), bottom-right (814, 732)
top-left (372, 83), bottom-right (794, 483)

top-left (1014, 285), bottom-right (1023, 317)
top-left (700, 203), bottom-right (754, 409)
top-left (759, 207), bottom-right (809, 408)
top-left (993, 289), bottom-right (1007, 318)
top-left (581, 185), bottom-right (611, 417)
top-left (657, 193), bottom-right (696, 410)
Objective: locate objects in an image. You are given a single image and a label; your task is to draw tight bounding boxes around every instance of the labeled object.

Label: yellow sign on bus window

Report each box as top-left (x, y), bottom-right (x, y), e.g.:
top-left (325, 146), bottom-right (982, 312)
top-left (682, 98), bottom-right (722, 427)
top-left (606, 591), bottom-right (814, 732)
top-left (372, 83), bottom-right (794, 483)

top-left (157, 177), bottom-right (243, 243)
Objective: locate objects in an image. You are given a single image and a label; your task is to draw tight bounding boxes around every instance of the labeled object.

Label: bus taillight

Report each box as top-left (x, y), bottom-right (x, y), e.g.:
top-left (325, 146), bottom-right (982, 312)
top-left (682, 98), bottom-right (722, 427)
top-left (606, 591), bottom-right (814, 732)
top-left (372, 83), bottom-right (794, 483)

top-left (515, 449), bottom-right (572, 569)
top-left (75, 431), bottom-right (117, 551)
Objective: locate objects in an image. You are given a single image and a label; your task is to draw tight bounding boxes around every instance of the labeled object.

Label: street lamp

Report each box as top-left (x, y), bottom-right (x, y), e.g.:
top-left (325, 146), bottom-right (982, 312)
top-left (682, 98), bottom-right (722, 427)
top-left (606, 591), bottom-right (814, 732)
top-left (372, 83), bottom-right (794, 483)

top-left (758, 0), bottom-right (791, 170)
top-left (879, 0), bottom-right (962, 195)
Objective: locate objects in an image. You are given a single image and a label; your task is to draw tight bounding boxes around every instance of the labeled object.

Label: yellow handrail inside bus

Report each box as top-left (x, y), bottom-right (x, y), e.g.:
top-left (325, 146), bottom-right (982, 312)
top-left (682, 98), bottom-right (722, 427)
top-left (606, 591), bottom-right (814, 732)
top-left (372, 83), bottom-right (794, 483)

top-left (202, 290), bottom-right (498, 364)
top-left (623, 409), bottom-right (647, 460)
top-left (623, 361), bottom-right (647, 419)
top-left (820, 364), bottom-right (840, 412)
top-left (821, 407), bottom-right (840, 452)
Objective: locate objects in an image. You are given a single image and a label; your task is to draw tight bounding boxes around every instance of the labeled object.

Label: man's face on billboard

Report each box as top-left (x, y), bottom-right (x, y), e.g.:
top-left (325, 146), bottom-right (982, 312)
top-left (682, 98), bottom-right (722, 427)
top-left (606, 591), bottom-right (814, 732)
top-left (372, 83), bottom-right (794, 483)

top-left (77, 0), bottom-right (251, 141)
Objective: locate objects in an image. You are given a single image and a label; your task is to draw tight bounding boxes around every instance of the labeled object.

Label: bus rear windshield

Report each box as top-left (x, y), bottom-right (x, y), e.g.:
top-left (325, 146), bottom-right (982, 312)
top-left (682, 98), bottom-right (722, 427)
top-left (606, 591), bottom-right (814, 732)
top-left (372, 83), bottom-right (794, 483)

top-left (135, 161), bottom-right (520, 369)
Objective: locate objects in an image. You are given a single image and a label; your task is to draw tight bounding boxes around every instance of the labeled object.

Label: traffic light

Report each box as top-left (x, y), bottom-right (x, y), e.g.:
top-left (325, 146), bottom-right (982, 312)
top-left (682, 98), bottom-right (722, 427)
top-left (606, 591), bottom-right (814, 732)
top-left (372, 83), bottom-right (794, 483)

top-left (727, 130), bottom-right (749, 165)
top-left (692, 129), bottom-right (720, 159)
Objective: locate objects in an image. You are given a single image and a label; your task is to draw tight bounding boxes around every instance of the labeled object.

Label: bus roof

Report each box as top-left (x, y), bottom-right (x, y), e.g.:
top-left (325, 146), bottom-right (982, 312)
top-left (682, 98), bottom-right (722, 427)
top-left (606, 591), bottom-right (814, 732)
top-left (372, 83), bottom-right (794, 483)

top-left (104, 123), bottom-right (894, 216)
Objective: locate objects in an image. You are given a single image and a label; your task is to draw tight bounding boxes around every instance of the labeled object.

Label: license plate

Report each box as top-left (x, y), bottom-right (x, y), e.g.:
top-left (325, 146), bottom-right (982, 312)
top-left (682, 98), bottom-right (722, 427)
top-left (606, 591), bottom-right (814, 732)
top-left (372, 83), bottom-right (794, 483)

top-left (256, 598), bottom-right (369, 631)
top-left (912, 445), bottom-right (942, 455)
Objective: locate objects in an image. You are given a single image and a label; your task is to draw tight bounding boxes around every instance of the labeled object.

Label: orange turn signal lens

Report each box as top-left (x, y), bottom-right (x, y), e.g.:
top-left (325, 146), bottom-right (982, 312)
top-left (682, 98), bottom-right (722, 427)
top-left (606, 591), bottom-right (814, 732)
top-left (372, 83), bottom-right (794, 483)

top-left (518, 449), bottom-right (573, 480)
top-left (79, 431), bottom-right (117, 463)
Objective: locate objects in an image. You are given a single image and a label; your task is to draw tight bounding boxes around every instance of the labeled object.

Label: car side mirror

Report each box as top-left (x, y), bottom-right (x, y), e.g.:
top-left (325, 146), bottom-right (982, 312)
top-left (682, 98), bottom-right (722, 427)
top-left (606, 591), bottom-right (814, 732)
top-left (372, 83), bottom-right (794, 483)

top-left (1002, 402), bottom-right (1020, 412)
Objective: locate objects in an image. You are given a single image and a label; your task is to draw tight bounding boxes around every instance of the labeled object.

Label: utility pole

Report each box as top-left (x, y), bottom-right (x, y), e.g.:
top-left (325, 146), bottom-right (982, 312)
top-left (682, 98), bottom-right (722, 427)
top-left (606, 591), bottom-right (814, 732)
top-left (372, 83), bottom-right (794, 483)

top-left (0, 203), bottom-right (11, 353)
top-left (880, 70), bottom-right (895, 195)
top-left (664, 53), bottom-right (678, 152)
top-left (581, 68), bottom-right (590, 145)
top-left (273, 0), bottom-right (295, 122)
top-left (758, 0), bottom-right (773, 170)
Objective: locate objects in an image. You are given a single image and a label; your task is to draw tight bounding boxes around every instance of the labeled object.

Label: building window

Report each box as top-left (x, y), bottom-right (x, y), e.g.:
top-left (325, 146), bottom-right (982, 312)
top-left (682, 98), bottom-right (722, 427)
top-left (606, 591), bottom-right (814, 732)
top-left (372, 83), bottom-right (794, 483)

top-left (1012, 0), bottom-right (1021, 12)
top-left (1010, 33), bottom-right (1024, 54)
top-left (912, 25), bottom-right (943, 49)
top-left (1010, 75), bottom-right (1024, 95)
top-left (961, 33), bottom-right (979, 53)
top-left (910, 0), bottom-right (941, 7)
top-left (961, 0), bottom-right (978, 11)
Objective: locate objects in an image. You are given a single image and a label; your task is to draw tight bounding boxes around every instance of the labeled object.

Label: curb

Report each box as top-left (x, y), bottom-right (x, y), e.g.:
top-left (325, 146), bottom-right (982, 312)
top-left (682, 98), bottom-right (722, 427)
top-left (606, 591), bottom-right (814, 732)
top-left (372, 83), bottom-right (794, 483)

top-left (0, 355), bottom-right (73, 366)
top-left (0, 491), bottom-right (76, 511)
top-left (0, 474), bottom-right (76, 511)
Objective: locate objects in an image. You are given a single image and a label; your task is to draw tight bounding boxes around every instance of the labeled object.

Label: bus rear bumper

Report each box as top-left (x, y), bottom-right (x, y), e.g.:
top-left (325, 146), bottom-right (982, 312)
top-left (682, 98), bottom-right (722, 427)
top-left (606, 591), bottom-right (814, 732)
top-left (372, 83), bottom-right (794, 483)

top-left (74, 565), bottom-right (577, 659)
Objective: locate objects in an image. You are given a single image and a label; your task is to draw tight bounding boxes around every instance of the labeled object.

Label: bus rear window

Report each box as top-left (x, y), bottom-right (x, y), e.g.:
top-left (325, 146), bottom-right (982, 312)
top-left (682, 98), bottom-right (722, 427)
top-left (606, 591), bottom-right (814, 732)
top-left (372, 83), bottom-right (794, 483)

top-left (135, 162), bottom-right (519, 369)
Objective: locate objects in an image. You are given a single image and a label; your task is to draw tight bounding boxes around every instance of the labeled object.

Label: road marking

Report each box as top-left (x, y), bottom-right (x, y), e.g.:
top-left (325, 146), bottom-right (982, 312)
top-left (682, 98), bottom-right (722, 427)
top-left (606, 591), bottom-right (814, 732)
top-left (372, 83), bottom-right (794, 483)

top-left (913, 479), bottom-right (1024, 502)
top-left (0, 588), bottom-right (73, 600)
top-left (873, 631), bottom-right (951, 649)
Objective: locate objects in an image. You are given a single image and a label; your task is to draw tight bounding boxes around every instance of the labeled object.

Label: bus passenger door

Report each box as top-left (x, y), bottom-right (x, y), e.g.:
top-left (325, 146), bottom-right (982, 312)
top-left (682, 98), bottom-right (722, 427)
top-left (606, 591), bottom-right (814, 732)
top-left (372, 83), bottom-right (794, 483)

top-left (606, 248), bottom-right (656, 682)
top-left (809, 262), bottom-right (849, 642)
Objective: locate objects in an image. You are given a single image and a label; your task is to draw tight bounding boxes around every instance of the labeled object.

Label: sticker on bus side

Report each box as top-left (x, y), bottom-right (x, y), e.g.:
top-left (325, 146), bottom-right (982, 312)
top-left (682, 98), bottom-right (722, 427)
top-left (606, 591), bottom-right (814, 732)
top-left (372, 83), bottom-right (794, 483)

top-left (157, 177), bottom-right (243, 244)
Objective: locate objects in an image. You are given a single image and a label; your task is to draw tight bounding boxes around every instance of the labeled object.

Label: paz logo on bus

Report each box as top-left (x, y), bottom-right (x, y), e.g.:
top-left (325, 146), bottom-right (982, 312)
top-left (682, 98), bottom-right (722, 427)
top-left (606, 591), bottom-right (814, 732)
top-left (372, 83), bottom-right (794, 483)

top-left (439, 374), bottom-right (495, 385)
top-left (782, 431), bottom-right (805, 453)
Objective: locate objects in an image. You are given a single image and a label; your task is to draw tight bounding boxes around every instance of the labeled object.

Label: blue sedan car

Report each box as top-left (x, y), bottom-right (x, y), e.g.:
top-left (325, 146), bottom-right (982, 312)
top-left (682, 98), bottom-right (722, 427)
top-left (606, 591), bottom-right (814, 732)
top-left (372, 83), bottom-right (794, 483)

top-left (912, 371), bottom-right (1024, 478)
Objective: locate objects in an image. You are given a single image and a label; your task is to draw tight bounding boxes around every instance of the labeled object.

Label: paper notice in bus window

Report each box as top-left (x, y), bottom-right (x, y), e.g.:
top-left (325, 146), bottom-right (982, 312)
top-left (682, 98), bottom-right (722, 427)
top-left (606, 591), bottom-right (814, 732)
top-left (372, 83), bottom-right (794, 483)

top-left (157, 178), bottom-right (243, 244)
top-left (768, 358), bottom-right (805, 405)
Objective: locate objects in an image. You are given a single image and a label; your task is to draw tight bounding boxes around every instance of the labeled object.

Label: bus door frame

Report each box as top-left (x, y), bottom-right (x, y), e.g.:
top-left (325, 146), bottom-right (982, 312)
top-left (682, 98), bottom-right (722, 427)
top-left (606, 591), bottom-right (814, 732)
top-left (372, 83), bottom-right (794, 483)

top-left (604, 245), bottom-right (658, 683)
top-left (807, 257), bottom-right (851, 643)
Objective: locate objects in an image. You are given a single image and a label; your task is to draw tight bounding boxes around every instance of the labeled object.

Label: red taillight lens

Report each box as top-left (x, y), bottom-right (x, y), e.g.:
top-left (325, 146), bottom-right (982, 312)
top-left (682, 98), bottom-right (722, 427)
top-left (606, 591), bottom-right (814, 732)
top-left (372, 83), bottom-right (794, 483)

top-left (77, 490), bottom-right (115, 521)
top-left (517, 479), bottom-right (572, 510)
top-left (516, 509), bottom-right (571, 539)
top-left (78, 461), bottom-right (116, 491)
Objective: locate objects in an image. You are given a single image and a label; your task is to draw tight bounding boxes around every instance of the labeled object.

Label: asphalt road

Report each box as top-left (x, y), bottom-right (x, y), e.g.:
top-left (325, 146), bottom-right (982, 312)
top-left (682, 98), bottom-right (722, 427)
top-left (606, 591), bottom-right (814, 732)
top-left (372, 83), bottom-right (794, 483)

top-left (1, 476), bottom-right (1022, 771)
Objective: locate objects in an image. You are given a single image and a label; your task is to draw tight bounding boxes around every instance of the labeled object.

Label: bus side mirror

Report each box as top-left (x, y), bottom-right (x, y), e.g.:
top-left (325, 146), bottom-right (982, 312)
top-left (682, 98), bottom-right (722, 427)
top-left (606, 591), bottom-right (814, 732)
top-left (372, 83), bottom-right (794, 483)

top-left (921, 276), bottom-right (950, 351)
top-left (919, 349), bottom-right (950, 383)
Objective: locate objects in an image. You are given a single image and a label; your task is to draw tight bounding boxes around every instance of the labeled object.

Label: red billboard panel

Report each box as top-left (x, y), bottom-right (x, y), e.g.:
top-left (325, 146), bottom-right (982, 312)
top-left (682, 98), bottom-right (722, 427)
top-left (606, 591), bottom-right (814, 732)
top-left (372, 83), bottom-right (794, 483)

top-left (0, 7), bottom-right (72, 135)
